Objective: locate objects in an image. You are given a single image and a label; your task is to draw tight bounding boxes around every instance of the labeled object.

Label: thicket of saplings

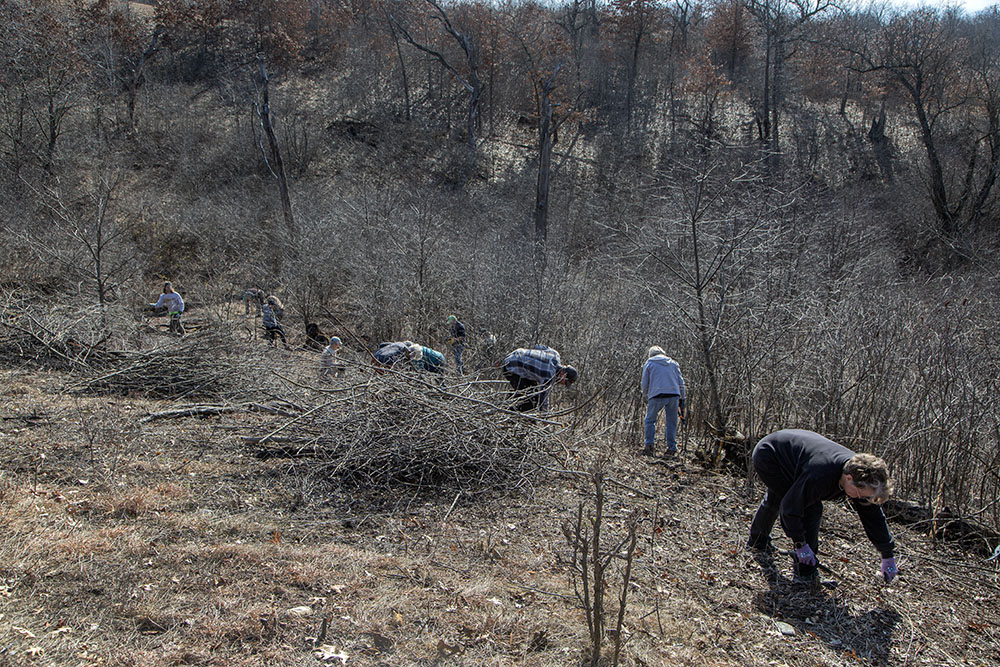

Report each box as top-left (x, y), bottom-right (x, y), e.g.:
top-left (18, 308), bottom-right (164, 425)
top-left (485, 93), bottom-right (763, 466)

top-left (1, 2), bottom-right (998, 538)
top-left (3, 157), bottom-right (998, 540)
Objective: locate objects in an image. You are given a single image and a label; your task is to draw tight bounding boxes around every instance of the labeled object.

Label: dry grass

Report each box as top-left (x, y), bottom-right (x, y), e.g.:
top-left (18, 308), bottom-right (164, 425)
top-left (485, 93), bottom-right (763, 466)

top-left (1, 360), bottom-right (999, 666)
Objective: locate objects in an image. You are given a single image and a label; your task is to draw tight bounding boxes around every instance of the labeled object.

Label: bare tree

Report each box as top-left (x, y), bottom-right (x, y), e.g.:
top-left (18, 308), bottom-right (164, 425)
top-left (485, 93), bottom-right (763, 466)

top-left (389, 0), bottom-right (483, 174)
top-left (254, 57), bottom-right (297, 239)
top-left (562, 463), bottom-right (639, 667)
top-left (0, 1), bottom-right (83, 175)
top-left (534, 64), bottom-right (566, 253)
top-left (745, 0), bottom-right (832, 164)
top-left (604, 146), bottom-right (777, 430)
top-left (555, 0), bottom-right (600, 101)
top-left (608, 0), bottom-right (659, 134)
top-left (6, 167), bottom-right (138, 338)
top-left (125, 26), bottom-right (165, 130)
top-left (847, 8), bottom-right (1000, 262)
top-left (385, 8), bottom-right (413, 121)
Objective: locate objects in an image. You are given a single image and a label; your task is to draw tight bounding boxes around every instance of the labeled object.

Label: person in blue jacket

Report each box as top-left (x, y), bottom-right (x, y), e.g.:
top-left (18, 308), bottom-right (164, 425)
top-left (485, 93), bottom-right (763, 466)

top-left (748, 429), bottom-right (898, 584)
top-left (372, 341), bottom-right (412, 369)
top-left (640, 346), bottom-right (685, 456)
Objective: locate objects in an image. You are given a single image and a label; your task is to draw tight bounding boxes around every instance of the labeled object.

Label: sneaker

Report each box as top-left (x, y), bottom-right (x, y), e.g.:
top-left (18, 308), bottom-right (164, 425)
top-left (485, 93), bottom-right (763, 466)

top-left (793, 570), bottom-right (819, 586)
top-left (793, 560), bottom-right (818, 582)
top-left (641, 446), bottom-right (654, 457)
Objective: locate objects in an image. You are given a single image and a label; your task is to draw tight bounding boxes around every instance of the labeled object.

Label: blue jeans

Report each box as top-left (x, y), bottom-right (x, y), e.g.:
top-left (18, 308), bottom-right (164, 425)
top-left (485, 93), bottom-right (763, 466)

top-left (452, 343), bottom-right (465, 374)
top-left (644, 395), bottom-right (679, 451)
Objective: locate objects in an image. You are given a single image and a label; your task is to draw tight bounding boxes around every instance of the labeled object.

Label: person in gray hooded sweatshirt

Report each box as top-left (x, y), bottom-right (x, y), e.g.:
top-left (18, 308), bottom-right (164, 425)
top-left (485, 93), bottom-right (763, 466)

top-left (640, 346), bottom-right (686, 456)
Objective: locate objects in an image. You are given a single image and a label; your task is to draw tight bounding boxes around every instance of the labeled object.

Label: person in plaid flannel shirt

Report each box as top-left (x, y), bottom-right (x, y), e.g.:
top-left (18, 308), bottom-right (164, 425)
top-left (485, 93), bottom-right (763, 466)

top-left (501, 345), bottom-right (577, 412)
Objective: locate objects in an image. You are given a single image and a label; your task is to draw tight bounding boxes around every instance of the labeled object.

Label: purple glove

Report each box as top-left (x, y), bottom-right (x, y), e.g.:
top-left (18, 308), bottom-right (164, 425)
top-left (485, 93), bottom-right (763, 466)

top-left (793, 543), bottom-right (817, 566)
top-left (881, 557), bottom-right (898, 583)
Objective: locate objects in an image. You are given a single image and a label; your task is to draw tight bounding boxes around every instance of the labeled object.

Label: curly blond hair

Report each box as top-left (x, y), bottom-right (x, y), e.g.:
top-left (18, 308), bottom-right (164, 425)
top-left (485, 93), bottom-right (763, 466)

top-left (844, 453), bottom-right (894, 504)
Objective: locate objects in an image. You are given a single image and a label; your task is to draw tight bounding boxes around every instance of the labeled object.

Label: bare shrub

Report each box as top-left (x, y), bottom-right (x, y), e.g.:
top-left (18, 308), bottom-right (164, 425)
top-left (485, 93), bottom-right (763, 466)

top-left (76, 400), bottom-right (142, 487)
top-left (0, 292), bottom-right (126, 369)
top-left (562, 463), bottom-right (639, 667)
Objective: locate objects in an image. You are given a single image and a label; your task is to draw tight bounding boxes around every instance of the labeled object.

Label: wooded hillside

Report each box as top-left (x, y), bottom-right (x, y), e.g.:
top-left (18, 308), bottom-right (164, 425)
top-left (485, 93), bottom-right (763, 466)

top-left (1, 0), bottom-right (999, 537)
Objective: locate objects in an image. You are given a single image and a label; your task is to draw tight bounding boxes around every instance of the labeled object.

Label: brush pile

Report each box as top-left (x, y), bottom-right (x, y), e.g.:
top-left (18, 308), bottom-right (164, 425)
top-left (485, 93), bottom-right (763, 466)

top-left (0, 304), bottom-right (118, 369)
top-left (247, 373), bottom-right (561, 495)
top-left (0, 301), bottom-right (251, 400)
top-left (74, 331), bottom-right (246, 400)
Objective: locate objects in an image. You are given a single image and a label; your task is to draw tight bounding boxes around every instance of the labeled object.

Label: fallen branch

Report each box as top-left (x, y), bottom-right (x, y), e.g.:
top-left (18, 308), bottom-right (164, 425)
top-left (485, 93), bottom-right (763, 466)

top-left (254, 443), bottom-right (324, 459)
top-left (242, 436), bottom-right (320, 445)
top-left (246, 403), bottom-right (301, 417)
top-left (140, 405), bottom-right (240, 423)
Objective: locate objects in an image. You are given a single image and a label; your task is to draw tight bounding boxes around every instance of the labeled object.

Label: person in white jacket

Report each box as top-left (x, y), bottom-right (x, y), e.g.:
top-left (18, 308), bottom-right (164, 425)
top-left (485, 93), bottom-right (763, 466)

top-left (319, 336), bottom-right (344, 380)
top-left (640, 346), bottom-right (686, 456)
top-left (150, 281), bottom-right (185, 336)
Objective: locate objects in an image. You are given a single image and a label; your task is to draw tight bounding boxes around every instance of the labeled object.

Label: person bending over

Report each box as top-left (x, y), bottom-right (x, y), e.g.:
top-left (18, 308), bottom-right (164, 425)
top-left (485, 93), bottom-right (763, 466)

top-left (748, 428), bottom-right (897, 584)
top-left (501, 345), bottom-right (577, 412)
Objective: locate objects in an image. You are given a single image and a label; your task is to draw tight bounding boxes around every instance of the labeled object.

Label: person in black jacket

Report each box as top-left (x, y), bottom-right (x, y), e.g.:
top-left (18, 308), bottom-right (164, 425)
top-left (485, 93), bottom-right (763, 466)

top-left (447, 315), bottom-right (466, 375)
top-left (305, 322), bottom-right (328, 351)
top-left (747, 429), bottom-right (898, 584)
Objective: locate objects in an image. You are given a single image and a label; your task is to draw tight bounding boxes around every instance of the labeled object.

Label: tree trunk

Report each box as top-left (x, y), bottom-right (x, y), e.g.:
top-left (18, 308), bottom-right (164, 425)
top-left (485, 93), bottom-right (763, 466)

top-left (909, 86), bottom-right (955, 237)
top-left (770, 37), bottom-right (782, 152)
top-left (258, 58), bottom-right (297, 239)
top-left (386, 17), bottom-right (411, 121)
top-left (626, 31), bottom-right (642, 134)
top-left (535, 74), bottom-right (557, 249)
top-left (689, 177), bottom-right (727, 429)
top-left (769, 33), bottom-right (784, 169)
top-left (760, 29), bottom-right (771, 144)
top-left (44, 97), bottom-right (60, 175)
top-left (127, 28), bottom-right (163, 129)
top-left (867, 95), bottom-right (893, 181)
top-left (463, 40), bottom-right (481, 177)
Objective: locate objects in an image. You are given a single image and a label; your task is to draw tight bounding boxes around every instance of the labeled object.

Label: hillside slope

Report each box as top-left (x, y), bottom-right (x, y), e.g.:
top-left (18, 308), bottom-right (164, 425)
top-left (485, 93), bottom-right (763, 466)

top-left (0, 346), bottom-right (997, 666)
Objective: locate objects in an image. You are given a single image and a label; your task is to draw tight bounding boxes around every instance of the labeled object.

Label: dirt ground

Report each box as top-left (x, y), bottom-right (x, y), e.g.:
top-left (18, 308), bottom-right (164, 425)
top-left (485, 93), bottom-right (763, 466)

top-left (1, 348), bottom-right (999, 666)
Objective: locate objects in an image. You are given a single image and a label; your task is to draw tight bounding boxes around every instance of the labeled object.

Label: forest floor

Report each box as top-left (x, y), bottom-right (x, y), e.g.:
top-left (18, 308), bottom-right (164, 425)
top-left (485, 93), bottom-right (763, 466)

top-left (1, 331), bottom-right (999, 666)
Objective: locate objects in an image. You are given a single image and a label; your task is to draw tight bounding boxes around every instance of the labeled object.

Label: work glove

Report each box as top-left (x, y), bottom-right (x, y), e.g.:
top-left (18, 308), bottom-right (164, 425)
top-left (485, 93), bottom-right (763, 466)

top-left (881, 557), bottom-right (898, 583)
top-left (793, 543), bottom-right (817, 566)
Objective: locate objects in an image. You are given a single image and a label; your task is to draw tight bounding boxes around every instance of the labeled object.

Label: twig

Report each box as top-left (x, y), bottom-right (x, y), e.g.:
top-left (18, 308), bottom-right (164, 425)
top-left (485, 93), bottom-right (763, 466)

top-left (443, 491), bottom-right (461, 522)
top-left (255, 402), bottom-right (329, 445)
top-left (511, 582), bottom-right (576, 601)
top-left (246, 403), bottom-right (301, 417)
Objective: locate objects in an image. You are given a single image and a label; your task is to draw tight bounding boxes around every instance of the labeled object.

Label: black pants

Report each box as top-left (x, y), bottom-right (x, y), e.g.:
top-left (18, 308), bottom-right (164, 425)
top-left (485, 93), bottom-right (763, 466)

top-left (503, 370), bottom-right (542, 412)
top-left (265, 325), bottom-right (287, 344)
top-left (749, 444), bottom-right (823, 559)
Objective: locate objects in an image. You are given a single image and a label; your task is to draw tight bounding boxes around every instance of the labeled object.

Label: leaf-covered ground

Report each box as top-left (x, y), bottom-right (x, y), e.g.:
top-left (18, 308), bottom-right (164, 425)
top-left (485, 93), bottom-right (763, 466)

top-left (1, 358), bottom-right (998, 666)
